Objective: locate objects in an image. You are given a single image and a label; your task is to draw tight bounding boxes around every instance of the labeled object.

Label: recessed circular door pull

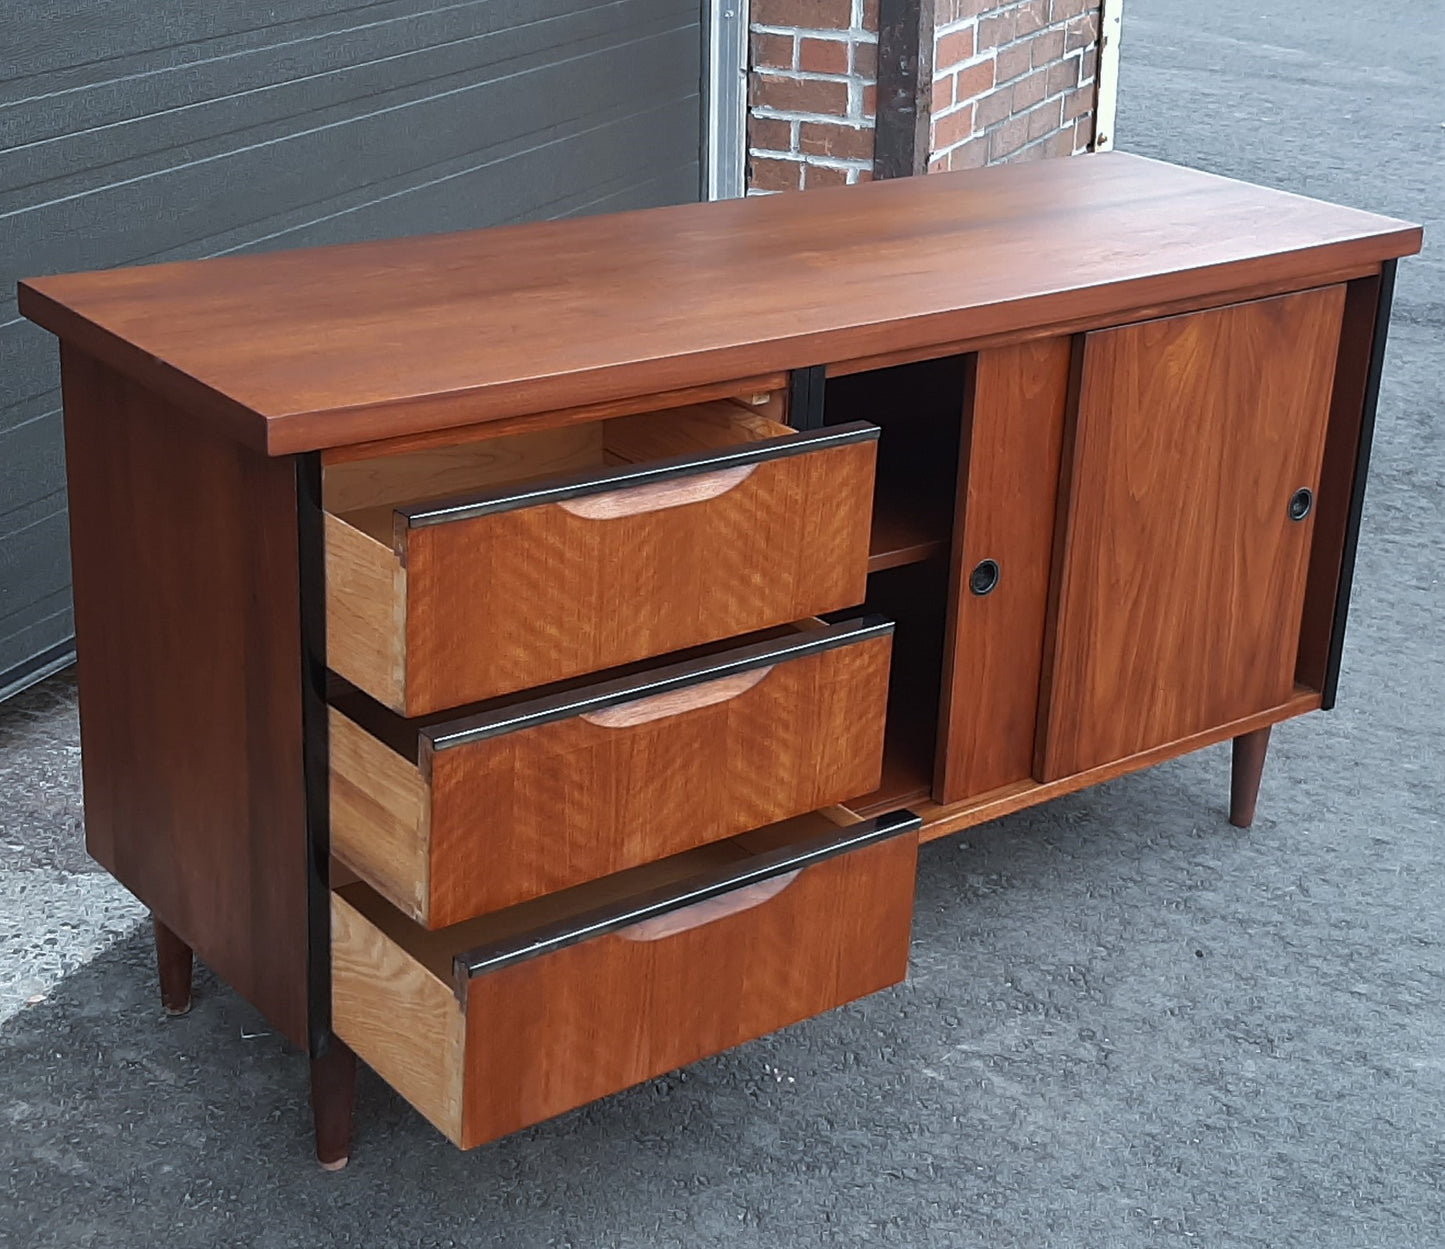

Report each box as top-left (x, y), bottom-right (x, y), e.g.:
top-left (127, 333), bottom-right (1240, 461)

top-left (969, 558), bottom-right (1001, 596)
top-left (1288, 487), bottom-right (1314, 522)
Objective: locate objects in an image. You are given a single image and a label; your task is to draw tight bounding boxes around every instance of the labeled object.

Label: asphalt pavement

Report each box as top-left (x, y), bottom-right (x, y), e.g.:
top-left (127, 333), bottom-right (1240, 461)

top-left (1, 1), bottom-right (1442, 1244)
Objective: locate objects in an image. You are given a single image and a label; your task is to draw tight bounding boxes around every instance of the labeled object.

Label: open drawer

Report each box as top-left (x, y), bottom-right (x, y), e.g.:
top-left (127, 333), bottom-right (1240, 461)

top-left (329, 615), bottom-right (893, 927)
top-left (331, 807), bottom-right (920, 1150)
top-left (324, 400), bottom-right (880, 716)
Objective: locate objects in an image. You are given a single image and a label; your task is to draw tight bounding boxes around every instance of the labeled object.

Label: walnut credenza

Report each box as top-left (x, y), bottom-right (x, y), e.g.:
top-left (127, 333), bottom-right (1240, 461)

top-left (19, 153), bottom-right (1419, 1167)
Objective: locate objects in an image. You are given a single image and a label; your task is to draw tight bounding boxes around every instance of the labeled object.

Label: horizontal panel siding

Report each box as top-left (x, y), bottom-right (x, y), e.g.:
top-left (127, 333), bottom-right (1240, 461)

top-left (0, 506), bottom-right (70, 627)
top-left (0, 413), bottom-right (65, 520)
top-left (1, 0), bottom-right (703, 691)
top-left (0, 592), bottom-right (74, 685)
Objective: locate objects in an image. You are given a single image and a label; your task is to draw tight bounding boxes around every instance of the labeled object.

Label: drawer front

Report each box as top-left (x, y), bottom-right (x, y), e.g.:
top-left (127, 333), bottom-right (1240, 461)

top-left (330, 617), bottom-right (893, 927)
top-left (331, 809), bottom-right (920, 1149)
top-left (327, 420), bottom-right (878, 717)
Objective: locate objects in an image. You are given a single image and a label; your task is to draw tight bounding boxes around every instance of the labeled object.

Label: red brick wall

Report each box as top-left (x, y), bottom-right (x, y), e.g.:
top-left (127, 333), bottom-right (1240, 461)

top-left (931, 0), bottom-right (1099, 170)
top-left (748, 0), bottom-right (881, 191)
top-left (747, 0), bottom-right (1102, 192)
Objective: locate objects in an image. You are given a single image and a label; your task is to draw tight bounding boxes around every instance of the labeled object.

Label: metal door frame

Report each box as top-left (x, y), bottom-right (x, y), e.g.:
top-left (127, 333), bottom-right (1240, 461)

top-left (704, 0), bottom-right (749, 199)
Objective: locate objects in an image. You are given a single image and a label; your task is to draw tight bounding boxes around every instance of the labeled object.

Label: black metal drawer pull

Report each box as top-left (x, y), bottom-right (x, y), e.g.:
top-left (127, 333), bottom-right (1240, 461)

top-left (1289, 487), bottom-right (1314, 522)
top-left (453, 808), bottom-right (922, 983)
top-left (402, 420), bottom-right (879, 528)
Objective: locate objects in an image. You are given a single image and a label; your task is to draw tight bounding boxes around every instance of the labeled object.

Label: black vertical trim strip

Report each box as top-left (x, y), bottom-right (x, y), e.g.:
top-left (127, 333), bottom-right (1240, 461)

top-left (788, 365), bottom-right (827, 429)
top-left (296, 451), bottom-right (333, 1059)
top-left (1322, 258), bottom-right (1398, 710)
top-left (873, 0), bottom-right (934, 179)
top-left (787, 367), bottom-right (810, 427)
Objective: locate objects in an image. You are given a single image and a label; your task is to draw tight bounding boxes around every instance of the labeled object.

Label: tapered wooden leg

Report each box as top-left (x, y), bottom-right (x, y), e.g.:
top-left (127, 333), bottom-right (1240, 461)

top-left (311, 1038), bottom-right (357, 1171)
top-left (152, 917), bottom-right (193, 1016)
top-left (1230, 726), bottom-right (1272, 829)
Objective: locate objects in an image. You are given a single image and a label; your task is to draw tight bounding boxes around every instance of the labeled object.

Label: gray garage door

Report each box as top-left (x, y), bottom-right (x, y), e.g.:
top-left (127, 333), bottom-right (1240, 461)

top-left (0, 0), bottom-right (706, 698)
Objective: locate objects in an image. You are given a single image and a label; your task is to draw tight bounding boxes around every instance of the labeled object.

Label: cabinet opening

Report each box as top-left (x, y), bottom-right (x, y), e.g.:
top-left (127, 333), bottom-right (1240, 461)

top-left (824, 355), bottom-right (967, 573)
top-left (836, 560), bottom-right (948, 814)
top-left (323, 398), bottom-right (792, 542)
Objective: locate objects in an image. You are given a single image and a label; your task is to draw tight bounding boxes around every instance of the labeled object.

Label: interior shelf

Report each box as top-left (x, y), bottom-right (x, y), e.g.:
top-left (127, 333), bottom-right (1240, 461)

top-left (827, 354), bottom-right (967, 575)
top-left (868, 496), bottom-right (952, 573)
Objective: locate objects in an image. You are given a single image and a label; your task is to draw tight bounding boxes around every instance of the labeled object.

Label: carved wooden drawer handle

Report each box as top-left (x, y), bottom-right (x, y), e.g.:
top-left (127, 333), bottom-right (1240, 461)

top-left (557, 465), bottom-right (754, 519)
top-left (618, 871), bottom-right (801, 942)
top-left (579, 666), bottom-right (773, 727)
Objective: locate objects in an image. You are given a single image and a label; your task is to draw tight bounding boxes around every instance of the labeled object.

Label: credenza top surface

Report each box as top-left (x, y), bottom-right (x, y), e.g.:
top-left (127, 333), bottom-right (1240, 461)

top-left (19, 152), bottom-right (1420, 455)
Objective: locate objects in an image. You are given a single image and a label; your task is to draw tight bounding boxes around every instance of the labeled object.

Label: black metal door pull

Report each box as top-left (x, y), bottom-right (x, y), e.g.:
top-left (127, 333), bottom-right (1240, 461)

top-left (969, 559), bottom-right (1000, 596)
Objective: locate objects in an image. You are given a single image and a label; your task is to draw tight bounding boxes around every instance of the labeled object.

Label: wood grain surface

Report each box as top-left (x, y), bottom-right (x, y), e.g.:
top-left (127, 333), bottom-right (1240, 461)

top-left (329, 400), bottom-right (787, 544)
top-left (576, 667), bottom-right (772, 726)
top-left (819, 260), bottom-right (1380, 382)
top-left (19, 154), bottom-right (1419, 454)
top-left (331, 890), bottom-right (464, 1142)
top-left (322, 401), bottom-right (848, 714)
top-left (615, 871), bottom-right (801, 942)
top-left (324, 513), bottom-right (406, 710)
top-left (935, 338), bottom-right (1072, 803)
top-left (329, 708), bottom-right (430, 919)
top-left (554, 466), bottom-right (755, 519)
top-left (60, 347), bottom-right (311, 1046)
top-left (1035, 287), bottom-right (1347, 780)
top-left (330, 631), bottom-right (891, 926)
top-left (398, 436), bottom-right (876, 714)
top-left (322, 421), bottom-right (604, 515)
top-left (454, 828), bottom-right (914, 1148)
top-left (868, 495), bottom-right (952, 571)
top-left (330, 808), bottom-right (916, 1147)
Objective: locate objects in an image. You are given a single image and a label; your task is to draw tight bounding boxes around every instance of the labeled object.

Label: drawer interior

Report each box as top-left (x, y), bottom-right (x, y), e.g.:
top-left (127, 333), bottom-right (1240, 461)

top-left (324, 398), bottom-right (793, 542)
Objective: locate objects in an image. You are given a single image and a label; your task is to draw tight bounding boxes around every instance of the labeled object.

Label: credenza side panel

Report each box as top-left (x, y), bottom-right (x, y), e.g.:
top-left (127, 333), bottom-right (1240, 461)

top-left (1294, 271), bottom-right (1386, 693)
top-left (61, 348), bottom-right (311, 1047)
